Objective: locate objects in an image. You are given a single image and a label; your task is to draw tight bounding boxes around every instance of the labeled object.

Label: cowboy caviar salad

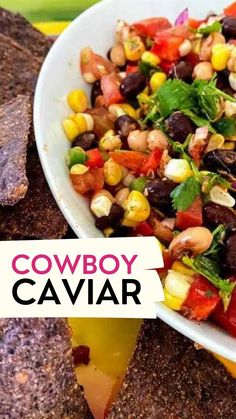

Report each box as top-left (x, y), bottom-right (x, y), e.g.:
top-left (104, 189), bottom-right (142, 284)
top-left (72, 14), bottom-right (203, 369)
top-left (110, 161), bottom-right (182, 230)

top-left (62, 2), bottom-right (236, 337)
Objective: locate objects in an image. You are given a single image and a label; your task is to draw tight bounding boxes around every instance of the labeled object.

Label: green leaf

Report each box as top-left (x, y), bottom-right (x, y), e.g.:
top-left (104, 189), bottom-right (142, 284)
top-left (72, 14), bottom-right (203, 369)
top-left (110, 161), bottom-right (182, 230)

top-left (182, 109), bottom-right (216, 133)
top-left (138, 60), bottom-right (157, 77)
top-left (201, 172), bottom-right (231, 194)
top-left (156, 79), bottom-right (195, 117)
top-left (198, 21), bottom-right (222, 35)
top-left (183, 255), bottom-right (236, 310)
top-left (214, 117), bottom-right (236, 137)
top-left (171, 176), bottom-right (201, 211)
top-left (203, 224), bottom-right (226, 257)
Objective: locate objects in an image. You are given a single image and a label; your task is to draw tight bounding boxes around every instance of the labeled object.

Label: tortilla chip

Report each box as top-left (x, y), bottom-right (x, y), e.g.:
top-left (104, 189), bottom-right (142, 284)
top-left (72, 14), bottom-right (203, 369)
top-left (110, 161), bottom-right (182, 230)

top-left (0, 318), bottom-right (92, 419)
top-left (0, 146), bottom-right (68, 239)
top-left (0, 34), bottom-right (41, 106)
top-left (0, 96), bottom-right (31, 206)
top-left (0, 7), bottom-right (52, 59)
top-left (108, 319), bottom-right (236, 418)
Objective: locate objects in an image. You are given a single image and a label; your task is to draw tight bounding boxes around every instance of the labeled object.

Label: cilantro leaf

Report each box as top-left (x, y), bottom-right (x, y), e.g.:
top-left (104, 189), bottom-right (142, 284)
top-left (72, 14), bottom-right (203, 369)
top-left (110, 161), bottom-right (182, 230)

top-left (183, 255), bottom-right (235, 310)
top-left (203, 224), bottom-right (226, 257)
top-left (138, 60), bottom-right (158, 77)
top-left (214, 117), bottom-right (236, 137)
top-left (182, 109), bottom-right (216, 133)
top-left (198, 21), bottom-right (222, 35)
top-left (155, 79), bottom-right (195, 117)
top-left (201, 172), bottom-right (231, 194)
top-left (191, 77), bottom-right (236, 121)
top-left (171, 176), bottom-right (201, 211)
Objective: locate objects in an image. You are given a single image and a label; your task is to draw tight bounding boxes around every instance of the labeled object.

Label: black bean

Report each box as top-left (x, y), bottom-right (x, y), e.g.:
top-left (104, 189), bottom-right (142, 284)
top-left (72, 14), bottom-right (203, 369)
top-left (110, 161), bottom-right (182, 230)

top-left (110, 226), bottom-right (132, 237)
top-left (222, 16), bottom-right (236, 39)
top-left (109, 203), bottom-right (124, 223)
top-left (114, 115), bottom-right (140, 140)
top-left (90, 80), bottom-right (102, 107)
top-left (223, 231), bottom-right (236, 275)
top-left (145, 179), bottom-right (177, 216)
top-left (166, 111), bottom-right (195, 143)
top-left (72, 131), bottom-right (99, 150)
top-left (203, 202), bottom-right (236, 230)
top-left (203, 149), bottom-right (236, 175)
top-left (120, 72), bottom-right (146, 99)
top-left (95, 204), bottom-right (124, 231)
top-left (168, 61), bottom-right (193, 83)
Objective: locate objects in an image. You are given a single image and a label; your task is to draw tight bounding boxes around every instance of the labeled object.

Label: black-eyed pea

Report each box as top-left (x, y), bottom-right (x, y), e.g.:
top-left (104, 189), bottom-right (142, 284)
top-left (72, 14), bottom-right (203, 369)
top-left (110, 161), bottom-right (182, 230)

top-left (193, 62), bottom-right (214, 81)
top-left (147, 129), bottom-right (169, 151)
top-left (127, 129), bottom-right (148, 152)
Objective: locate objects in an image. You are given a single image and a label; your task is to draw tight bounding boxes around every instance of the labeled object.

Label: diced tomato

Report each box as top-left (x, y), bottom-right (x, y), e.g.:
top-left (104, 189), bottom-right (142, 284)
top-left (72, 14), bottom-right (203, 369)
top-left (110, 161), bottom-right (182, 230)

top-left (212, 278), bottom-right (236, 337)
top-left (70, 168), bottom-right (104, 195)
top-left (224, 1), bottom-right (236, 17)
top-left (126, 64), bottom-right (139, 74)
top-left (176, 196), bottom-right (203, 230)
top-left (134, 221), bottom-right (154, 236)
top-left (100, 73), bottom-right (124, 107)
top-left (133, 17), bottom-right (172, 38)
top-left (159, 61), bottom-right (176, 74)
top-left (229, 39), bottom-right (236, 45)
top-left (152, 32), bottom-right (184, 62)
top-left (86, 107), bottom-right (115, 138)
top-left (182, 275), bottom-right (221, 321)
top-left (86, 148), bottom-right (104, 169)
top-left (141, 147), bottom-right (163, 174)
top-left (156, 249), bottom-right (173, 274)
top-left (188, 18), bottom-right (205, 29)
top-left (109, 150), bottom-right (148, 172)
top-left (80, 47), bottom-right (115, 82)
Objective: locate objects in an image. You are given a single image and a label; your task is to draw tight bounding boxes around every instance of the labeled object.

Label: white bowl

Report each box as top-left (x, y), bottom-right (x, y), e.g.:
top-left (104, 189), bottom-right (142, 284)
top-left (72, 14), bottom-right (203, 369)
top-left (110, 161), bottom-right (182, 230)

top-left (34, 0), bottom-right (236, 361)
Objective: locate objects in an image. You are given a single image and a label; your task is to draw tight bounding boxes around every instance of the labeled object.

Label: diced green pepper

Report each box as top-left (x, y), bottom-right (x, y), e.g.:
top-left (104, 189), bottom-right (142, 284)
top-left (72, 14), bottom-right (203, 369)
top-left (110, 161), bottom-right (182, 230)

top-left (129, 176), bottom-right (147, 192)
top-left (66, 147), bottom-right (87, 168)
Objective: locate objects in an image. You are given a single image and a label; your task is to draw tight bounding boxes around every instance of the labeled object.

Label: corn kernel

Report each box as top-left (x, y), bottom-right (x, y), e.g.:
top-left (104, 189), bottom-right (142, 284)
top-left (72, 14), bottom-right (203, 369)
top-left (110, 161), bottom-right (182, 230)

top-left (141, 51), bottom-right (160, 67)
top-left (67, 89), bottom-right (89, 113)
top-left (124, 36), bottom-right (145, 61)
top-left (164, 159), bottom-right (193, 183)
top-left (205, 134), bottom-right (225, 153)
top-left (72, 113), bottom-right (94, 134)
top-left (99, 130), bottom-right (122, 151)
top-left (70, 164), bottom-right (88, 175)
top-left (150, 72), bottom-right (167, 92)
top-left (104, 159), bottom-right (123, 186)
top-left (121, 103), bottom-right (137, 119)
top-left (225, 100), bottom-right (236, 117)
top-left (103, 227), bottom-right (114, 237)
top-left (211, 44), bottom-right (231, 71)
top-left (121, 218), bottom-right (138, 227)
top-left (165, 270), bottom-right (192, 300)
top-left (90, 190), bottom-right (114, 217)
top-left (62, 118), bottom-right (79, 141)
top-left (221, 141), bottom-right (235, 150)
top-left (164, 288), bottom-right (183, 311)
top-left (124, 190), bottom-right (150, 223)
top-left (108, 104), bottom-right (126, 118)
top-left (171, 261), bottom-right (195, 277)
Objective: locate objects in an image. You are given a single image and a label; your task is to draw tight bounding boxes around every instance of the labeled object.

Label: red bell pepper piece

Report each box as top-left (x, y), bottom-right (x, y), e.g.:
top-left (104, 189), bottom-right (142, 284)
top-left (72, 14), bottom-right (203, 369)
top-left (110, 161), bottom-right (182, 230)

top-left (126, 64), bottom-right (139, 74)
top-left (213, 283), bottom-right (236, 337)
top-left (159, 61), bottom-right (176, 74)
top-left (86, 148), bottom-right (104, 169)
top-left (100, 73), bottom-right (124, 107)
top-left (182, 275), bottom-right (221, 321)
top-left (109, 150), bottom-right (148, 172)
top-left (71, 168), bottom-right (104, 195)
top-left (134, 221), bottom-right (154, 236)
top-left (141, 147), bottom-right (163, 175)
top-left (133, 17), bottom-right (172, 38)
top-left (175, 196), bottom-right (203, 230)
top-left (224, 1), bottom-right (236, 17)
